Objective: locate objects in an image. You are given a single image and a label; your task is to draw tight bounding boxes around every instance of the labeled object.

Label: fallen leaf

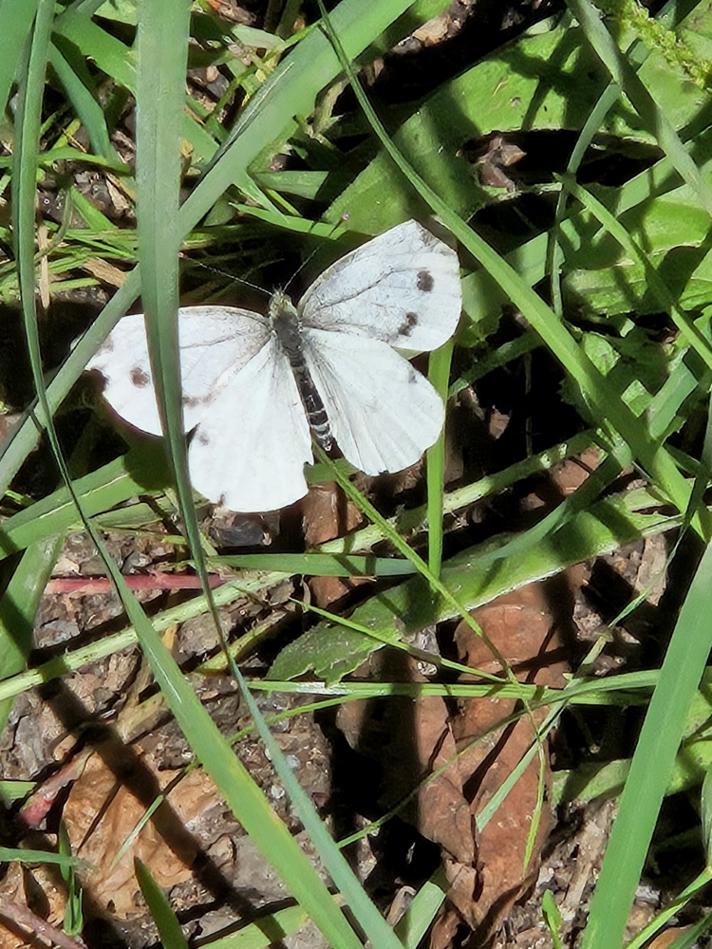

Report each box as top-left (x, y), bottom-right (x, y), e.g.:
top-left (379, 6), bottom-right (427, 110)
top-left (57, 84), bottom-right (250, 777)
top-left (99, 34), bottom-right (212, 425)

top-left (302, 482), bottom-right (363, 608)
top-left (646, 928), bottom-right (692, 948)
top-left (0, 856), bottom-right (68, 947)
top-left (62, 746), bottom-right (217, 919)
top-left (437, 578), bottom-right (572, 943)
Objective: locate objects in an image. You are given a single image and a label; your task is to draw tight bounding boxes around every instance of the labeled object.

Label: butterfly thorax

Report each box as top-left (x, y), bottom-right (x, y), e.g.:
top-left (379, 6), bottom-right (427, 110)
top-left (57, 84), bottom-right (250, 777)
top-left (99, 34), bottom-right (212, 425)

top-left (268, 290), bottom-right (333, 451)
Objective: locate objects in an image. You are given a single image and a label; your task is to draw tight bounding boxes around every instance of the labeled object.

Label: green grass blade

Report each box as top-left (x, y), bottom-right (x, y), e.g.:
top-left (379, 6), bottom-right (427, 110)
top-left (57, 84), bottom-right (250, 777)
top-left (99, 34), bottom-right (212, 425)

top-left (206, 904), bottom-right (311, 948)
top-left (581, 540), bottom-right (712, 947)
top-left (394, 871), bottom-right (448, 948)
top-left (0, 534), bottom-right (64, 734)
top-left (216, 553), bottom-right (415, 576)
top-left (317, 0), bottom-right (712, 540)
top-left (0, 0), bottom-right (39, 114)
top-left (565, 0), bottom-right (712, 215)
top-left (134, 0), bottom-right (193, 536)
top-left (48, 43), bottom-right (116, 161)
top-left (134, 858), bottom-right (189, 949)
top-left (426, 338), bottom-right (453, 578)
top-left (625, 868), bottom-right (712, 949)
top-left (0, 0), bottom-right (429, 503)
top-left (0, 846), bottom-right (82, 868)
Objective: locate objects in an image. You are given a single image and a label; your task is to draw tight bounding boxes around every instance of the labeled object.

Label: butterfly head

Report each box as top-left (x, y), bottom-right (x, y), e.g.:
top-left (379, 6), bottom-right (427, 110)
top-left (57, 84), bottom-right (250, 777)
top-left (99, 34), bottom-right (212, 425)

top-left (268, 289), bottom-right (298, 327)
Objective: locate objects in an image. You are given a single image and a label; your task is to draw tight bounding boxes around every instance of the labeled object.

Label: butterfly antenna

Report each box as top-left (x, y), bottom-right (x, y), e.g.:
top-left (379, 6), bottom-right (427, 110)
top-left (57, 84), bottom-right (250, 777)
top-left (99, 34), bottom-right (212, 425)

top-left (282, 215), bottom-right (350, 294)
top-left (188, 258), bottom-right (272, 299)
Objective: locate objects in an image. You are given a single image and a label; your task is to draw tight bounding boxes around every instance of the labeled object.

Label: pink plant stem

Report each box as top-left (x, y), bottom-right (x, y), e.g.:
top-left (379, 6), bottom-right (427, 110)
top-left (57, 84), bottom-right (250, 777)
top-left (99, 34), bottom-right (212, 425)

top-left (46, 573), bottom-right (226, 594)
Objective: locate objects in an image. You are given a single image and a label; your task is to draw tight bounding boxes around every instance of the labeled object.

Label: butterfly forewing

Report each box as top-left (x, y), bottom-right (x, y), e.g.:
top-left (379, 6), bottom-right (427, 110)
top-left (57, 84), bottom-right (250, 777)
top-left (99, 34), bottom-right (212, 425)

top-left (188, 336), bottom-right (313, 512)
top-left (87, 307), bottom-right (270, 435)
top-left (299, 220), bottom-right (461, 351)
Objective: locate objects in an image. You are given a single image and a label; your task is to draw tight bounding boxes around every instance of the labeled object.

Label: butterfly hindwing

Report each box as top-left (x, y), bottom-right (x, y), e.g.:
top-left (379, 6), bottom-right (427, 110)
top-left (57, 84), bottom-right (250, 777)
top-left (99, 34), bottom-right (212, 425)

top-left (87, 307), bottom-right (270, 435)
top-left (299, 220), bottom-right (461, 352)
top-left (303, 328), bottom-right (444, 476)
top-left (188, 336), bottom-right (313, 512)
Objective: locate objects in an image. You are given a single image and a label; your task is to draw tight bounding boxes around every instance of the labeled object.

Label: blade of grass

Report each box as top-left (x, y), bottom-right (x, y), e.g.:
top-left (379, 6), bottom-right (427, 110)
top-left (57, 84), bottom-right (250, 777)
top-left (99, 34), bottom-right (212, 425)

top-left (49, 43), bottom-right (117, 162)
top-left (206, 904), bottom-right (311, 948)
top-left (394, 870), bottom-right (448, 948)
top-left (315, 0), bottom-right (712, 541)
top-left (426, 338), bottom-right (453, 578)
top-left (565, 0), bottom-right (712, 215)
top-left (216, 553), bottom-right (416, 576)
top-left (0, 0), bottom-right (439, 503)
top-left (134, 858), bottom-right (189, 949)
top-left (0, 0), bottom-right (39, 115)
top-left (581, 538), bottom-right (712, 947)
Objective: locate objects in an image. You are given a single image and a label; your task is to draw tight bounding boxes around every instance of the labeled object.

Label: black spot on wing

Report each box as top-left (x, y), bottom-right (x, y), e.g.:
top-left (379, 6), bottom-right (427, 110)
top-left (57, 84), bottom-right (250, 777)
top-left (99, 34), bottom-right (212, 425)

top-left (399, 312), bottom-right (419, 336)
top-left (417, 270), bottom-right (434, 292)
top-left (183, 393), bottom-right (213, 409)
top-left (197, 430), bottom-right (210, 446)
top-left (130, 367), bottom-right (149, 387)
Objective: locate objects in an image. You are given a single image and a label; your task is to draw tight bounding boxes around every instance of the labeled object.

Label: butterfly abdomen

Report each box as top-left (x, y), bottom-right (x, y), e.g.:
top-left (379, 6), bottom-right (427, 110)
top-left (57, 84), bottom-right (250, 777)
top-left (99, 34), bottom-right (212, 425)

top-left (270, 291), bottom-right (333, 451)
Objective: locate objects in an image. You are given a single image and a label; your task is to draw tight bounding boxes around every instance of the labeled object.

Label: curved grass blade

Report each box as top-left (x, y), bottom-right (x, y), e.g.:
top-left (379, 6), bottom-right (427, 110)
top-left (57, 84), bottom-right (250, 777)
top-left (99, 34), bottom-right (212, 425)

top-left (316, 0), bottom-right (712, 541)
top-left (49, 44), bottom-right (117, 162)
top-left (0, 846), bottom-right (82, 868)
top-left (426, 338), bottom-right (453, 578)
top-left (134, 858), bottom-right (189, 949)
top-left (0, 0), bottom-right (437, 504)
top-left (565, 0), bottom-right (712, 215)
top-left (12, 7), bottom-right (374, 943)
top-left (581, 539), bottom-right (712, 948)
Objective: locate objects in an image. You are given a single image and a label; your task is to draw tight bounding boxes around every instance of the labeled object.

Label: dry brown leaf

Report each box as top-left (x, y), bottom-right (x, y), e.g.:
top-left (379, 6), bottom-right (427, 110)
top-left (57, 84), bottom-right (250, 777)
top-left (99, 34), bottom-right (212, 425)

top-left (522, 447), bottom-right (603, 513)
top-left (80, 257), bottom-right (128, 289)
top-left (302, 482), bottom-right (363, 608)
top-left (0, 857), bottom-right (68, 947)
top-left (334, 574), bottom-right (575, 946)
top-left (432, 579), bottom-right (572, 944)
top-left (62, 747), bottom-right (217, 919)
top-left (646, 929), bottom-right (693, 948)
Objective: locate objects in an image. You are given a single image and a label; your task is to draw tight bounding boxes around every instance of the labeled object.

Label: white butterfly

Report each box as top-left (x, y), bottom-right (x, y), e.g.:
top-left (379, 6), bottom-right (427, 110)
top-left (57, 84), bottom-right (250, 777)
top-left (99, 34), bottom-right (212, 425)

top-left (87, 219), bottom-right (462, 513)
